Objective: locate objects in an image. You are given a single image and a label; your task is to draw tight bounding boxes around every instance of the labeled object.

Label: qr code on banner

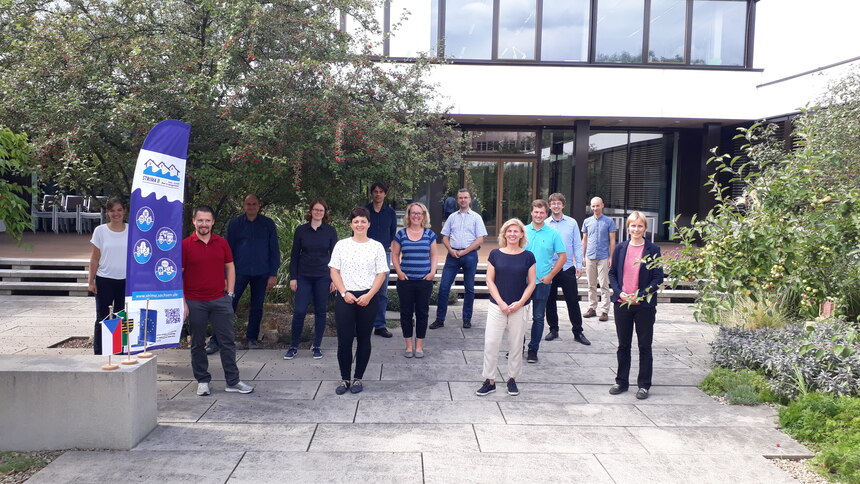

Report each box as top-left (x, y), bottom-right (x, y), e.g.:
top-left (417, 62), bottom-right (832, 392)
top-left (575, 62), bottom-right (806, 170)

top-left (166, 308), bottom-right (181, 325)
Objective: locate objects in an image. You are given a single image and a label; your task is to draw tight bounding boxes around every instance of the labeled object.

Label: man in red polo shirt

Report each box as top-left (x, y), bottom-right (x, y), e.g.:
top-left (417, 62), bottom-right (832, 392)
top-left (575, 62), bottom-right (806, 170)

top-left (183, 205), bottom-right (253, 396)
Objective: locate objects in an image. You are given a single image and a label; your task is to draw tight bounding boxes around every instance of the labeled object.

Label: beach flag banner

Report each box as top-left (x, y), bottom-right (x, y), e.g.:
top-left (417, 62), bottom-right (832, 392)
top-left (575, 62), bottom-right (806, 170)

top-left (99, 317), bottom-right (123, 356)
top-left (125, 119), bottom-right (191, 353)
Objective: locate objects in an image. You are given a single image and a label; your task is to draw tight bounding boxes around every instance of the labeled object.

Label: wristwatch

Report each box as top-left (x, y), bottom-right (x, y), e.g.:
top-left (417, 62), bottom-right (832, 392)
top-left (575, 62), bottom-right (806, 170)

top-left (227, 291), bottom-right (235, 297)
top-left (340, 291), bottom-right (347, 298)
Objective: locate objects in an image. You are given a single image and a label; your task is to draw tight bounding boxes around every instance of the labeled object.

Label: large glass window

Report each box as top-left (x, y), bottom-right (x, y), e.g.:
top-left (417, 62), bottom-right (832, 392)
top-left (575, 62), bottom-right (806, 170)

top-left (539, 129), bottom-right (575, 200)
top-left (595, 0), bottom-right (645, 63)
top-left (444, 0), bottom-right (493, 59)
top-left (648, 0), bottom-right (686, 63)
top-left (540, 0), bottom-right (590, 62)
top-left (691, 0), bottom-right (746, 66)
top-left (390, 2), bottom-right (436, 57)
top-left (498, 0), bottom-right (537, 60)
top-left (470, 131), bottom-right (536, 154)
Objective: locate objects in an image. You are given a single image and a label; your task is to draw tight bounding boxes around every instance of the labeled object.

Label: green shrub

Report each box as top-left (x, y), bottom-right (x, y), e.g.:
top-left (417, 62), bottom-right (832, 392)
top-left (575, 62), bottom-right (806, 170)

top-left (698, 367), bottom-right (780, 404)
top-left (779, 393), bottom-right (860, 483)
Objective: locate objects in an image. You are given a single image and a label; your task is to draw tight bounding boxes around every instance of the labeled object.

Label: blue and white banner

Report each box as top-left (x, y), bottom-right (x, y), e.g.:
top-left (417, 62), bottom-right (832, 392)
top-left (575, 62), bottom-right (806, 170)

top-left (125, 120), bottom-right (191, 352)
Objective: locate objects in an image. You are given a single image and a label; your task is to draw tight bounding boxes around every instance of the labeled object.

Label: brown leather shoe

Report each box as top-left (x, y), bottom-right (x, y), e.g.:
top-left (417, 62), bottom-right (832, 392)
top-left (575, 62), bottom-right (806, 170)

top-left (583, 308), bottom-right (597, 318)
top-left (599, 313), bottom-right (609, 322)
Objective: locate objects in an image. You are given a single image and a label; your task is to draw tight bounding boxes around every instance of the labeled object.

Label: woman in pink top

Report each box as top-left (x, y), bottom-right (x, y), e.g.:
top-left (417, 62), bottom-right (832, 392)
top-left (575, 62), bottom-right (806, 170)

top-left (607, 212), bottom-right (664, 400)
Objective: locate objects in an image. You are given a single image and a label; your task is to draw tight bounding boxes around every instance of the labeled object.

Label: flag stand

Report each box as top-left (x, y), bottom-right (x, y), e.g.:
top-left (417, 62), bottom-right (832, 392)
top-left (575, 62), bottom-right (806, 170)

top-left (101, 305), bottom-right (120, 371)
top-left (138, 299), bottom-right (154, 359)
top-left (120, 314), bottom-right (138, 366)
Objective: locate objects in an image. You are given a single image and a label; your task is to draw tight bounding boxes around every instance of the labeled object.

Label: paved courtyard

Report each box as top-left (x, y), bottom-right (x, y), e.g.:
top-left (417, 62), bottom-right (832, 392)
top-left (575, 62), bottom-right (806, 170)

top-left (1, 295), bottom-right (811, 483)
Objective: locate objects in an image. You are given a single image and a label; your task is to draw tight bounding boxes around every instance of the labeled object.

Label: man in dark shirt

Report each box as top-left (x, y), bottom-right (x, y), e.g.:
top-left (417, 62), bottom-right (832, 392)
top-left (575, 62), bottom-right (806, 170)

top-left (207, 194), bottom-right (279, 352)
top-left (365, 182), bottom-right (396, 338)
top-left (183, 205), bottom-right (253, 396)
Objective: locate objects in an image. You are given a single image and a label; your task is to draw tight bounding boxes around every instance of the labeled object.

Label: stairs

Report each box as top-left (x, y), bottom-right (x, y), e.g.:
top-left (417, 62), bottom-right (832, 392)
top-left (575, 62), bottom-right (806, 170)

top-left (0, 258), bottom-right (90, 296)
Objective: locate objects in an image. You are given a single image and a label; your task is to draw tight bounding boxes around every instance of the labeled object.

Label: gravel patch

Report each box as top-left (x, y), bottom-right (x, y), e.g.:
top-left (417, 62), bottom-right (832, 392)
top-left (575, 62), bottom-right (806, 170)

top-left (0, 451), bottom-right (62, 484)
top-left (770, 458), bottom-right (829, 484)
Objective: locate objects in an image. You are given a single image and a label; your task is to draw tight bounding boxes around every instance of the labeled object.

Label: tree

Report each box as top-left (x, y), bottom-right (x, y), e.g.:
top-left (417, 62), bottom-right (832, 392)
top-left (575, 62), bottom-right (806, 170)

top-left (0, 126), bottom-right (34, 242)
top-left (0, 0), bottom-right (466, 226)
top-left (664, 69), bottom-right (860, 323)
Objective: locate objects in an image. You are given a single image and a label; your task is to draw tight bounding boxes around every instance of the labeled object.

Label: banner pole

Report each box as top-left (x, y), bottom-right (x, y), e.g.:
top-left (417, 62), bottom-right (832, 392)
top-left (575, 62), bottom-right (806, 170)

top-left (138, 298), bottom-right (154, 359)
top-left (101, 304), bottom-right (119, 371)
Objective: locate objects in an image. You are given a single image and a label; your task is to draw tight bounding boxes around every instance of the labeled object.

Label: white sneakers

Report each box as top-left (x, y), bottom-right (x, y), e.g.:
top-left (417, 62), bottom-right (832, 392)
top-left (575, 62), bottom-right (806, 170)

top-left (197, 380), bottom-right (255, 395)
top-left (196, 382), bottom-right (211, 396)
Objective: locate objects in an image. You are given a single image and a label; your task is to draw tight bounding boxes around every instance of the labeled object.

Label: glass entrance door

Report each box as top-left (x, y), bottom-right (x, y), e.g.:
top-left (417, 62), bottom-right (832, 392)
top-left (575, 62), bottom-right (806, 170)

top-left (467, 159), bottom-right (534, 237)
top-left (467, 161), bottom-right (498, 235)
top-left (501, 161), bottom-right (534, 225)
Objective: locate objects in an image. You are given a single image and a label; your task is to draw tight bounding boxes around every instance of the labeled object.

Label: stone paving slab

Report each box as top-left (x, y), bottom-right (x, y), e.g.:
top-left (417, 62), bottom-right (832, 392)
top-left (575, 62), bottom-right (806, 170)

top-left (423, 452), bottom-right (614, 484)
top-left (356, 400), bottom-right (505, 424)
top-left (314, 380), bottom-right (452, 401)
top-left (516, 365), bottom-right (617, 384)
top-left (596, 454), bottom-right (797, 484)
top-left (371, 349), bottom-right (468, 365)
top-left (474, 424), bottom-right (648, 454)
top-left (638, 403), bottom-right (779, 427)
top-left (576, 384), bottom-right (720, 405)
top-left (158, 398), bottom-right (215, 422)
top-left (310, 424), bottom-right (479, 452)
top-left (255, 361), bottom-right (383, 381)
top-left (133, 423), bottom-right (316, 451)
top-left (627, 426), bottom-right (812, 457)
top-left (157, 380), bottom-right (192, 400)
top-left (156, 360), bottom-right (265, 381)
top-left (28, 450), bottom-right (243, 483)
top-left (232, 451), bottom-right (423, 483)
top-left (381, 363), bottom-right (492, 382)
top-left (200, 398), bottom-right (357, 423)
top-left (462, 349), bottom-right (576, 366)
top-left (569, 352), bottom-right (693, 369)
top-left (174, 379), bottom-right (322, 399)
top-left (499, 402), bottom-right (655, 426)
top-left (449, 381), bottom-right (587, 403)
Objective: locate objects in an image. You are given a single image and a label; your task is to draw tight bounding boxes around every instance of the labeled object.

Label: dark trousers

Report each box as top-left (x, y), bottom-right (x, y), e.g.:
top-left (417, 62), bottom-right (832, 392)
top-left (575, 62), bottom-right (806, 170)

top-left (291, 276), bottom-right (331, 349)
top-left (335, 290), bottom-right (376, 381)
top-left (188, 296), bottom-right (241, 386)
top-left (546, 267), bottom-right (584, 335)
top-left (614, 303), bottom-right (656, 389)
top-left (232, 273), bottom-right (269, 342)
top-left (396, 279), bottom-right (433, 339)
top-left (93, 276), bottom-right (125, 355)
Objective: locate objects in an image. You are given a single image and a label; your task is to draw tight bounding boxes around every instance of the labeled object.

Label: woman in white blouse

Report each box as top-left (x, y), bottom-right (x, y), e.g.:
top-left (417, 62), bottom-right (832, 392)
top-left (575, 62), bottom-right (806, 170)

top-left (87, 198), bottom-right (128, 354)
top-left (329, 207), bottom-right (390, 395)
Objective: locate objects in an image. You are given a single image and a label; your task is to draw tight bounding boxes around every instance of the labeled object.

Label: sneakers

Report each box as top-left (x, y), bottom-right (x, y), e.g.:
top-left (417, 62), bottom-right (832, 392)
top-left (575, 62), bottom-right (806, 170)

top-left (475, 379), bottom-right (496, 396)
top-left (429, 320), bottom-right (444, 329)
top-left (573, 333), bottom-right (591, 345)
top-left (205, 339), bottom-right (219, 354)
top-left (609, 384), bottom-right (629, 395)
top-left (247, 339), bottom-right (260, 350)
top-left (462, 319), bottom-right (471, 329)
top-left (196, 382), bottom-right (211, 396)
top-left (506, 378), bottom-right (519, 396)
top-left (636, 388), bottom-right (650, 400)
top-left (583, 308), bottom-right (597, 318)
top-left (527, 349), bottom-right (538, 363)
top-left (225, 381), bottom-right (254, 394)
top-left (312, 348), bottom-right (323, 359)
top-left (283, 347), bottom-right (298, 360)
top-left (350, 379), bottom-right (363, 394)
top-left (374, 327), bottom-right (393, 338)
top-left (545, 331), bottom-right (559, 341)
top-left (599, 313), bottom-right (609, 322)
top-left (335, 380), bottom-right (350, 395)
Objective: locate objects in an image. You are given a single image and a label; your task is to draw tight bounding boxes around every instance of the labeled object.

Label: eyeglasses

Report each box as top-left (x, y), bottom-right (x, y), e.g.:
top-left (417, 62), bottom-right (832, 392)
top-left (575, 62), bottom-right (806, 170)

top-left (409, 212), bottom-right (424, 216)
top-left (311, 209), bottom-right (325, 213)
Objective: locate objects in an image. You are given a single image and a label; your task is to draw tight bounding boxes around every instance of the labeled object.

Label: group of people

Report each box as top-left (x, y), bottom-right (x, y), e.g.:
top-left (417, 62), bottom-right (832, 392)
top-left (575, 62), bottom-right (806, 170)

top-left (87, 185), bottom-right (663, 399)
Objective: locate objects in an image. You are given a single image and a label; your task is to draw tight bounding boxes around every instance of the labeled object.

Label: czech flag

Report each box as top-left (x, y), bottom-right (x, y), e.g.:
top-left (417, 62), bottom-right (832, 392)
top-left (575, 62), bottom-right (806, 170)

top-left (99, 317), bottom-right (123, 355)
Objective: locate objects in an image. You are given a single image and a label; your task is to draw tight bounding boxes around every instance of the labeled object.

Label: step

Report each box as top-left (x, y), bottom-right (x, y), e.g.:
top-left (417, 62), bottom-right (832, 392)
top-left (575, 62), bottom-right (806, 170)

top-left (0, 269), bottom-right (89, 282)
top-left (0, 281), bottom-right (89, 297)
top-left (0, 258), bottom-right (90, 270)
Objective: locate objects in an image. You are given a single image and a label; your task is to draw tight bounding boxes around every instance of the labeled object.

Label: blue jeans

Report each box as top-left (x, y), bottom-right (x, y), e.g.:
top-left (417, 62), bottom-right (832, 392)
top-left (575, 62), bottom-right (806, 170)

top-left (291, 276), bottom-right (331, 349)
top-left (231, 273), bottom-right (269, 342)
top-left (528, 283), bottom-right (552, 351)
top-left (435, 250), bottom-right (478, 322)
top-left (373, 251), bottom-right (392, 329)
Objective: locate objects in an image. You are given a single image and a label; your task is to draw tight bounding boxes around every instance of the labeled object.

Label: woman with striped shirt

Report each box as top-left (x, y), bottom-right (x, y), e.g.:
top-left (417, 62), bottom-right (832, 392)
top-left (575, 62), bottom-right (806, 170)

top-left (391, 202), bottom-right (438, 358)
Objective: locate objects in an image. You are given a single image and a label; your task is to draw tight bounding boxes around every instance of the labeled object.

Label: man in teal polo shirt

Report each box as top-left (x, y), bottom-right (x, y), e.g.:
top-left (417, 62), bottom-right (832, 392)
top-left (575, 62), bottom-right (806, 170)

top-left (524, 199), bottom-right (566, 364)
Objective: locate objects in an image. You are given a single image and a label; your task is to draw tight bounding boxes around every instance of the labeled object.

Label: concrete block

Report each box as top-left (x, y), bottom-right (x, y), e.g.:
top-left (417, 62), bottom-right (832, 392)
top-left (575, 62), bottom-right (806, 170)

top-left (0, 355), bottom-right (157, 451)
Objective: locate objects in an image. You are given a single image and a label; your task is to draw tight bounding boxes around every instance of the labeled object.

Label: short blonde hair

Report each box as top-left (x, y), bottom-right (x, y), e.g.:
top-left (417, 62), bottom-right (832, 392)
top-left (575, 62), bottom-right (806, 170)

top-left (402, 202), bottom-right (431, 228)
top-left (626, 211), bottom-right (648, 230)
top-left (497, 218), bottom-right (528, 248)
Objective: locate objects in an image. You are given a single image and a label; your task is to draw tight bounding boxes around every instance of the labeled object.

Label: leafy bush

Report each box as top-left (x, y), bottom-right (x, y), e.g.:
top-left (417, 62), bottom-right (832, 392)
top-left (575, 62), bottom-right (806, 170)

top-left (699, 367), bottom-right (780, 404)
top-left (712, 321), bottom-right (860, 399)
top-left (779, 393), bottom-right (860, 483)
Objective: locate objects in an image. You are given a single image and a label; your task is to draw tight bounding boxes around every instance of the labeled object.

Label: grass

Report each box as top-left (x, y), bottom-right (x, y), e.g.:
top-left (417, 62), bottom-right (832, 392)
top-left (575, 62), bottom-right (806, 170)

top-left (698, 367), bottom-right (781, 405)
top-left (0, 451), bottom-right (58, 479)
top-left (714, 293), bottom-right (795, 330)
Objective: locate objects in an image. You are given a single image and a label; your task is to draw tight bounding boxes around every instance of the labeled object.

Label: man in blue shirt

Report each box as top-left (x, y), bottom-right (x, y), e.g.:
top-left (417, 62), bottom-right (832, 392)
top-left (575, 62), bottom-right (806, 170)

top-left (525, 199), bottom-right (566, 363)
top-left (581, 196), bottom-right (617, 322)
top-left (430, 188), bottom-right (487, 329)
top-left (545, 193), bottom-right (589, 345)
top-left (365, 182), bottom-right (396, 338)
top-left (208, 194), bottom-right (279, 352)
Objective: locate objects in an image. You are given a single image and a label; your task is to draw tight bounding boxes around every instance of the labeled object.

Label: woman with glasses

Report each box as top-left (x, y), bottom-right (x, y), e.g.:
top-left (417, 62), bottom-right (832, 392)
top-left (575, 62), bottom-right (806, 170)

top-left (285, 199), bottom-right (338, 360)
top-left (391, 202), bottom-right (438, 358)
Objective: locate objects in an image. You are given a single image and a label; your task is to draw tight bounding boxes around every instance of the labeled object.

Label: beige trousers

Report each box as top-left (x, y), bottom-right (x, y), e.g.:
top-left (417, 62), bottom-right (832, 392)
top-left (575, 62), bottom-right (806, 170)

top-left (482, 302), bottom-right (530, 380)
top-left (586, 258), bottom-right (611, 315)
